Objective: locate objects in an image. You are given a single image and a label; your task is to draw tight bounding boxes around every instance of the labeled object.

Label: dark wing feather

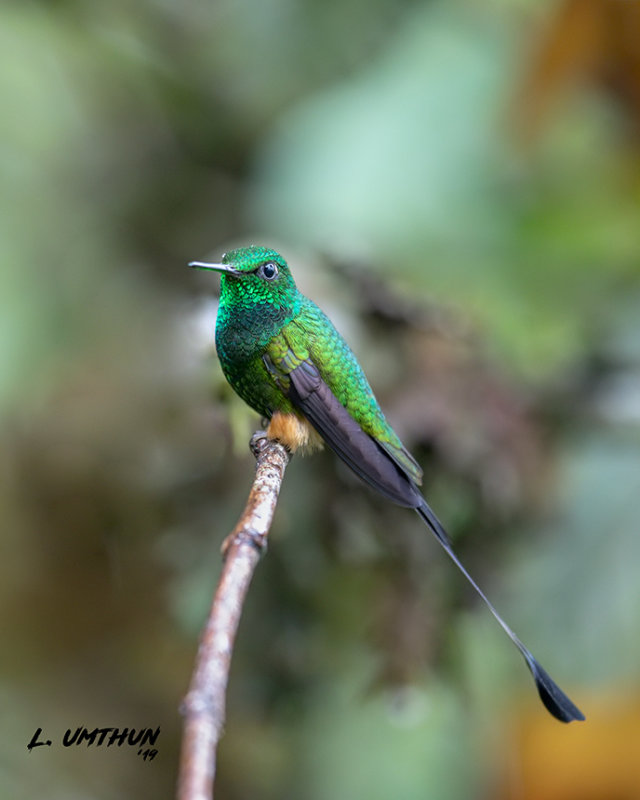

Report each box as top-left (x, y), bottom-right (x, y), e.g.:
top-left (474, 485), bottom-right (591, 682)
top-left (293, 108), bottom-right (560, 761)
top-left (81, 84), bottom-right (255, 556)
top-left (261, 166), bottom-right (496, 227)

top-left (286, 360), bottom-right (586, 723)
top-left (287, 360), bottom-right (422, 508)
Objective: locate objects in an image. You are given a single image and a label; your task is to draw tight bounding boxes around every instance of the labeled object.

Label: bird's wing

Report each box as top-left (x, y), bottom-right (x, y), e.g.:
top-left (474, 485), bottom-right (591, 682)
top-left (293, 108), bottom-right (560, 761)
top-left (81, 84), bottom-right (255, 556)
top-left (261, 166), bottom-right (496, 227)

top-left (280, 304), bottom-right (422, 482)
top-left (289, 359), bottom-right (422, 508)
top-left (264, 327), bottom-right (422, 508)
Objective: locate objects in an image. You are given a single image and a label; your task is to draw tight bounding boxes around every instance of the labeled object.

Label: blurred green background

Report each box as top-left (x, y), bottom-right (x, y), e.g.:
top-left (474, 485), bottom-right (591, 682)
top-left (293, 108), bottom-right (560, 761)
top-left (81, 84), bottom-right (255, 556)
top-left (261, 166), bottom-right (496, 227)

top-left (2, 0), bottom-right (640, 797)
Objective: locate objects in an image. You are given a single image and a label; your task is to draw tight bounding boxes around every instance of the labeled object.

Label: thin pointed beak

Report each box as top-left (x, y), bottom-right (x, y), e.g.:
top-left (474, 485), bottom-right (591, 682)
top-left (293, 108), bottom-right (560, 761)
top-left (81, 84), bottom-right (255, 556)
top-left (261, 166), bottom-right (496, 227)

top-left (189, 260), bottom-right (239, 274)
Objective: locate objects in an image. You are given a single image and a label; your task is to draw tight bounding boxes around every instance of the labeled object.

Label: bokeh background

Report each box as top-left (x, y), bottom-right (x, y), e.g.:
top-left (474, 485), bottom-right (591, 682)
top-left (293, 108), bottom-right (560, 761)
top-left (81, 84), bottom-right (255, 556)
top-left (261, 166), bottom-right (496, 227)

top-left (2, 0), bottom-right (640, 797)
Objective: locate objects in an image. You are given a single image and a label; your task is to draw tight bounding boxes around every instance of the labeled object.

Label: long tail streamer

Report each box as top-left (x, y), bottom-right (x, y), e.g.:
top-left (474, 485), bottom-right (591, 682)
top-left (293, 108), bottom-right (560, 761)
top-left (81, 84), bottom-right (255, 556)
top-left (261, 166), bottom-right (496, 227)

top-left (416, 499), bottom-right (585, 723)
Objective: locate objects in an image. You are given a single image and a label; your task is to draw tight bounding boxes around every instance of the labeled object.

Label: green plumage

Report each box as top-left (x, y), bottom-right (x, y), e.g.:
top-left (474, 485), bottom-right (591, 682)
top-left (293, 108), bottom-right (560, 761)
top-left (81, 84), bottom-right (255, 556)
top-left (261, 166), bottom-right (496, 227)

top-left (190, 244), bottom-right (585, 724)
top-left (213, 246), bottom-right (422, 485)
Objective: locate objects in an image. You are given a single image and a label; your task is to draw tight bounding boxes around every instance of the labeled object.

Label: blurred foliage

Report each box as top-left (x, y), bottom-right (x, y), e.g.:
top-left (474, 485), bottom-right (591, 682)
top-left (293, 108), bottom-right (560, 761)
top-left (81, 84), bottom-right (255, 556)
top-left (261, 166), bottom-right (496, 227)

top-left (2, 0), bottom-right (640, 798)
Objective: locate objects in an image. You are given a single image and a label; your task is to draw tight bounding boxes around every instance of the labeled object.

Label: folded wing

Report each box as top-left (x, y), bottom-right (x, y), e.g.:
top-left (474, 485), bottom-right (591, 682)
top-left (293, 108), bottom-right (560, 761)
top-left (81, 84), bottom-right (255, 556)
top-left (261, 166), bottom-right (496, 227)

top-left (285, 359), bottom-right (422, 508)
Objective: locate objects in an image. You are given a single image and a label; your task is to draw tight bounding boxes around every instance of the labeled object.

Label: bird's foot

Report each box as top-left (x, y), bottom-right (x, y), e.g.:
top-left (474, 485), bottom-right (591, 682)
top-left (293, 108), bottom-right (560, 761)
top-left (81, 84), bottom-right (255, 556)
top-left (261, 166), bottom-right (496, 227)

top-left (249, 430), bottom-right (269, 457)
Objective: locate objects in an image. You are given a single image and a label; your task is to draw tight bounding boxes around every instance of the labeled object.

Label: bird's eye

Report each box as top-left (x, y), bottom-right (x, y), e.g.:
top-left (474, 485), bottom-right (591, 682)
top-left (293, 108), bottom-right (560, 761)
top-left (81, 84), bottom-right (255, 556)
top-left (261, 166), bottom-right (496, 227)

top-left (259, 262), bottom-right (278, 280)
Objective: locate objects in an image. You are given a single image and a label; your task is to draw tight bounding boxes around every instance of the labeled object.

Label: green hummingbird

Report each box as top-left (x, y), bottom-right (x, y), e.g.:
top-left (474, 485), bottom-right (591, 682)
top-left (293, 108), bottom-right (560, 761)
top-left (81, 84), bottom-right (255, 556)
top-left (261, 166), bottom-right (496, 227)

top-left (190, 245), bottom-right (584, 724)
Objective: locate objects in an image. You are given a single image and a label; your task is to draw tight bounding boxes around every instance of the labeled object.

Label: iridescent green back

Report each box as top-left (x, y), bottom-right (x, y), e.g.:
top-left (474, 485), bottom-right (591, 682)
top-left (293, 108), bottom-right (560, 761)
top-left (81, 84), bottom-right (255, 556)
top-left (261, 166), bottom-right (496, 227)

top-left (213, 246), bottom-right (422, 485)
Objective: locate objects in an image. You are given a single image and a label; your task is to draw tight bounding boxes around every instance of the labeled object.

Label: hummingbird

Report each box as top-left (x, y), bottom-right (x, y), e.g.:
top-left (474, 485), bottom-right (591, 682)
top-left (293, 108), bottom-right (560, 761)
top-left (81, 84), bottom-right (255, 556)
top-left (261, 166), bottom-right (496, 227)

top-left (190, 245), bottom-right (584, 724)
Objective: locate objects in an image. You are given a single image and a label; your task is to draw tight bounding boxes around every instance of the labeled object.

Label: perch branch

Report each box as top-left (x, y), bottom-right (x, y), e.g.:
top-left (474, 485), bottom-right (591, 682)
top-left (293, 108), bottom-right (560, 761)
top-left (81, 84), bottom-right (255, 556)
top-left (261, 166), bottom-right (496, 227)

top-left (177, 431), bottom-right (290, 800)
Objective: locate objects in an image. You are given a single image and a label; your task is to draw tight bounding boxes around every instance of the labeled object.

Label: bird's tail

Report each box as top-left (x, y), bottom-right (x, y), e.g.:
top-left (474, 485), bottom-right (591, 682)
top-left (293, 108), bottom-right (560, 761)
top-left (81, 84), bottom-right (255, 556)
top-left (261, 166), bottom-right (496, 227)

top-left (416, 498), bottom-right (585, 723)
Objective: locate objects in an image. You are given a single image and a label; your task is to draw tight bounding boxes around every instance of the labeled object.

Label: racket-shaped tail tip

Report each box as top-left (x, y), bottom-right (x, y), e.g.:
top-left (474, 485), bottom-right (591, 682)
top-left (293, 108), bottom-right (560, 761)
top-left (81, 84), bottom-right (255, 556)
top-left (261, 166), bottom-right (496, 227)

top-left (526, 655), bottom-right (585, 723)
top-left (415, 500), bottom-right (585, 723)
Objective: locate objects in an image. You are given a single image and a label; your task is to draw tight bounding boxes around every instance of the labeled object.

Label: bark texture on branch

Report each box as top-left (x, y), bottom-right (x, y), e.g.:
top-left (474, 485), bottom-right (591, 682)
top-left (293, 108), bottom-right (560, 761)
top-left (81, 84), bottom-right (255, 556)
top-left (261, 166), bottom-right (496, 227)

top-left (177, 432), bottom-right (290, 800)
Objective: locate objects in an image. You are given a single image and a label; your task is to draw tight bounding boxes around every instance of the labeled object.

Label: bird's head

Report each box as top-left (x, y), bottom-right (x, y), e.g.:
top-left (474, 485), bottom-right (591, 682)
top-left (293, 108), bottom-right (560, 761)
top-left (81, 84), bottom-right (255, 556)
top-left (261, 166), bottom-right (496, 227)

top-left (190, 246), bottom-right (298, 309)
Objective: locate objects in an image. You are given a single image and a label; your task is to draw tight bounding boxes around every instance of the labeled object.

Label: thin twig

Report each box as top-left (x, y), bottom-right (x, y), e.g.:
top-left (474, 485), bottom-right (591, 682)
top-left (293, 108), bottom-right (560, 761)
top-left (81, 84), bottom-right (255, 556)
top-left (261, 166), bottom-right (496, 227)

top-left (177, 431), bottom-right (290, 800)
